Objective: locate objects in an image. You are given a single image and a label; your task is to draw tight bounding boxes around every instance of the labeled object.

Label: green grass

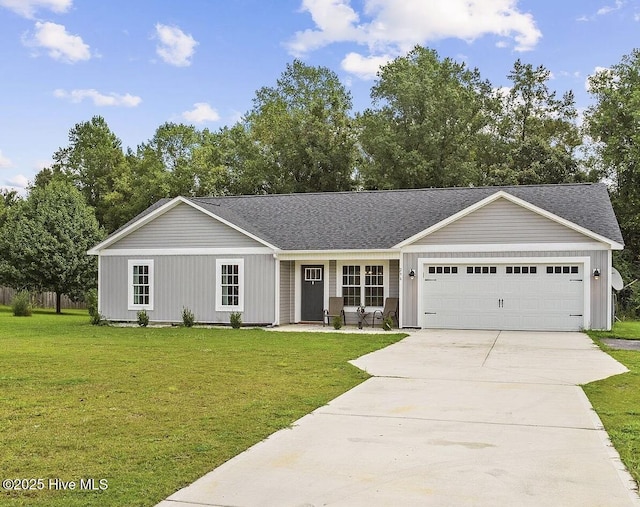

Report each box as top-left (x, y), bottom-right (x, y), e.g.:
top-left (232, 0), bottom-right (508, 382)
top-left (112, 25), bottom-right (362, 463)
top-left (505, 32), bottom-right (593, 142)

top-left (585, 323), bottom-right (640, 486)
top-left (0, 307), bottom-right (405, 507)
top-left (588, 320), bottom-right (640, 340)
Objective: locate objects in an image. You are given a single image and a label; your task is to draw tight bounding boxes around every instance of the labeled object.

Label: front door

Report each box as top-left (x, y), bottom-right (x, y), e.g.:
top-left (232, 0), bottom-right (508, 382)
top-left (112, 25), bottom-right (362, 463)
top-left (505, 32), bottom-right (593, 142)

top-left (301, 265), bottom-right (324, 321)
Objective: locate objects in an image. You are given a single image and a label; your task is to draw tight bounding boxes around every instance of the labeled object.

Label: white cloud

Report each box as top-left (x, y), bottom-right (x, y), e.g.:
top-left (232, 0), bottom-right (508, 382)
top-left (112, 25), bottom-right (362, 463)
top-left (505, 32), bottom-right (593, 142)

top-left (0, 150), bottom-right (12, 169)
top-left (181, 102), bottom-right (220, 123)
top-left (341, 52), bottom-right (392, 80)
top-left (155, 23), bottom-right (198, 67)
top-left (288, 0), bottom-right (542, 79)
top-left (597, 0), bottom-right (624, 16)
top-left (23, 21), bottom-right (91, 63)
top-left (54, 88), bottom-right (142, 107)
top-left (8, 174), bottom-right (29, 189)
top-left (585, 66), bottom-right (612, 91)
top-left (287, 0), bottom-right (363, 55)
top-left (0, 0), bottom-right (71, 18)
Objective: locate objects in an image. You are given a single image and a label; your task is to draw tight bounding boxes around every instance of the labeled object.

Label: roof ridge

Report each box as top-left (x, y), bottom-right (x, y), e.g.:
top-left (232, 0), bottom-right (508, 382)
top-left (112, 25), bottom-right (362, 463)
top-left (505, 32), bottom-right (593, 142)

top-left (190, 182), bottom-right (602, 201)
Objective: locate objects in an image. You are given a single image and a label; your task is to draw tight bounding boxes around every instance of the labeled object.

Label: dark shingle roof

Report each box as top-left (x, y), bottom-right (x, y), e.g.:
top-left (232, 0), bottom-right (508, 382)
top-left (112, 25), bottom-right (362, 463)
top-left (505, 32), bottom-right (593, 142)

top-left (108, 183), bottom-right (624, 250)
top-left (184, 183), bottom-right (623, 250)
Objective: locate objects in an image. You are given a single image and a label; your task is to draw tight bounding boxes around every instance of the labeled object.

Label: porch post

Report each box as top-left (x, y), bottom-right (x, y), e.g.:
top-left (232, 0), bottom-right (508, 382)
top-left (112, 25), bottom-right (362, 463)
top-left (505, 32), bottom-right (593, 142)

top-left (273, 254), bottom-right (280, 326)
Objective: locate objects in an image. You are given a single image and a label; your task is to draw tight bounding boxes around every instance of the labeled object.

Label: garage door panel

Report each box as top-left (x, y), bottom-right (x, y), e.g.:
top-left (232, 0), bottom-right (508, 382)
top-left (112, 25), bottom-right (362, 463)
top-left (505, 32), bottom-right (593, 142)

top-left (422, 263), bottom-right (584, 331)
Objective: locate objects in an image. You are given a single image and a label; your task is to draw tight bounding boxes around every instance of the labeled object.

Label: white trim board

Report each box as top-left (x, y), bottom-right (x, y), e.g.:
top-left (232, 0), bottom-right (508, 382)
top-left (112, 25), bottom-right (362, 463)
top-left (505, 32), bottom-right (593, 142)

top-left (98, 247), bottom-right (274, 256)
top-left (401, 242), bottom-right (610, 253)
top-left (277, 250), bottom-right (400, 261)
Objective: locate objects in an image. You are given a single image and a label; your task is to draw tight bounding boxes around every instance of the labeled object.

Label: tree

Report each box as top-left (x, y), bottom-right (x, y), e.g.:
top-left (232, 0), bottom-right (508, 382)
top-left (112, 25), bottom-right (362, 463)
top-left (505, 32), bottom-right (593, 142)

top-left (51, 116), bottom-right (125, 230)
top-left (482, 60), bottom-right (583, 185)
top-left (143, 122), bottom-right (204, 196)
top-left (585, 49), bottom-right (640, 315)
top-left (0, 189), bottom-right (20, 227)
top-left (358, 46), bottom-right (496, 189)
top-left (0, 179), bottom-right (104, 313)
top-left (242, 60), bottom-right (358, 193)
top-left (99, 147), bottom-right (171, 232)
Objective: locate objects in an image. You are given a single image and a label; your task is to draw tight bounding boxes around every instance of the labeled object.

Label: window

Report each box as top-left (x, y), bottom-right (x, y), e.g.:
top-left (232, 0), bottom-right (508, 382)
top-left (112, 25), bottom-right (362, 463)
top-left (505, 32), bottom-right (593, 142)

top-left (546, 265), bottom-right (579, 275)
top-left (506, 266), bottom-right (537, 274)
top-left (304, 267), bottom-right (322, 282)
top-left (428, 266), bottom-right (458, 274)
top-left (128, 260), bottom-right (154, 310)
top-left (342, 265), bottom-right (361, 306)
top-left (216, 259), bottom-right (244, 311)
top-left (467, 266), bottom-right (497, 274)
top-left (340, 262), bottom-right (387, 307)
top-left (365, 265), bottom-right (384, 306)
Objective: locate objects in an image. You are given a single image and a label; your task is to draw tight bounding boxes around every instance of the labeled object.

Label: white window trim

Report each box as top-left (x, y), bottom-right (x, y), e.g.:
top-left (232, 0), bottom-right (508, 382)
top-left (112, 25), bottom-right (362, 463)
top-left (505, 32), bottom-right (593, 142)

top-left (336, 260), bottom-right (389, 311)
top-left (216, 259), bottom-right (245, 312)
top-left (128, 259), bottom-right (154, 311)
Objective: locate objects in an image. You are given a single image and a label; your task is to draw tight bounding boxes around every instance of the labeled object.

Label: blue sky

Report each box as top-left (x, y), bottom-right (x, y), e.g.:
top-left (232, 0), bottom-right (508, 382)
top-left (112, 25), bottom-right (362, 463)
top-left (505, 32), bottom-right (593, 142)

top-left (1, 0), bottom-right (638, 193)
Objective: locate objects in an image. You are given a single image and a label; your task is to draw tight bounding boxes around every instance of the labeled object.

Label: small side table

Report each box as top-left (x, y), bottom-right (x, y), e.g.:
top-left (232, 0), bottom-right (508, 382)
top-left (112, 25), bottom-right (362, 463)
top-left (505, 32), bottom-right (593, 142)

top-left (356, 307), bottom-right (370, 329)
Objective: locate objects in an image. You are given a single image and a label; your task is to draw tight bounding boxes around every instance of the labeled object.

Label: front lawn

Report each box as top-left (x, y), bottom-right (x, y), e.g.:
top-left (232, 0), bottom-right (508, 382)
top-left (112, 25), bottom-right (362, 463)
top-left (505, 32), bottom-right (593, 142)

top-left (0, 307), bottom-right (404, 507)
top-left (588, 320), bottom-right (640, 340)
top-left (585, 322), bottom-right (640, 486)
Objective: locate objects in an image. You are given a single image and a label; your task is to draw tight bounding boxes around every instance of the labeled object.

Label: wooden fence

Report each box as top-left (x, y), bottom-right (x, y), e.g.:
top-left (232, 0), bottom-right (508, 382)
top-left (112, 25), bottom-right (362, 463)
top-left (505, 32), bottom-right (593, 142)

top-left (0, 287), bottom-right (86, 310)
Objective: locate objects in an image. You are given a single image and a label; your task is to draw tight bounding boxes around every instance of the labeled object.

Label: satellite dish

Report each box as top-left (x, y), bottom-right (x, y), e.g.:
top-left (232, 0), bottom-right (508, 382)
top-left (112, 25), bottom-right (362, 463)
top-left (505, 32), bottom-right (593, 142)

top-left (611, 267), bottom-right (624, 291)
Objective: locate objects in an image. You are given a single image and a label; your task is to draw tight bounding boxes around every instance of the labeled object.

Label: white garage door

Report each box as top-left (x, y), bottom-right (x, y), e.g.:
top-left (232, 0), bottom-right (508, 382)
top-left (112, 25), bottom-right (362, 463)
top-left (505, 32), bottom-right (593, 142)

top-left (422, 263), bottom-right (584, 331)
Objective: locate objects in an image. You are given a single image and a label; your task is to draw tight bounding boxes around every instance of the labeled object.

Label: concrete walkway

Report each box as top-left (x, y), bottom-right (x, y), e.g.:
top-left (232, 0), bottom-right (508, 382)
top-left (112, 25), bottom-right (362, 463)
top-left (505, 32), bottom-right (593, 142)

top-left (157, 330), bottom-right (639, 507)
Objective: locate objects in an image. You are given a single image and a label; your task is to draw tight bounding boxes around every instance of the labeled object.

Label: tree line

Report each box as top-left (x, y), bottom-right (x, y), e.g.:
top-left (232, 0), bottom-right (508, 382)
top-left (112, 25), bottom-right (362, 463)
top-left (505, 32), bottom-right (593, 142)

top-left (1, 46), bottom-right (639, 315)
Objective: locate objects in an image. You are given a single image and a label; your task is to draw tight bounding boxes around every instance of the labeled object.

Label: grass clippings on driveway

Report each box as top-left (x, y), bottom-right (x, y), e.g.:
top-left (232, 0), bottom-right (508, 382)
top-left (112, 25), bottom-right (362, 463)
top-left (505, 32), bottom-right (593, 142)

top-left (0, 307), bottom-right (404, 507)
top-left (585, 322), bottom-right (640, 487)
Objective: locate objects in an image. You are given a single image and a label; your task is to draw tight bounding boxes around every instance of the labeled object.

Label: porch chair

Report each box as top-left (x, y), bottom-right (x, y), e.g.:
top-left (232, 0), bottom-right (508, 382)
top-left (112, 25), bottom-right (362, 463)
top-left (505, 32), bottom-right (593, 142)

top-left (324, 297), bottom-right (345, 327)
top-left (372, 297), bottom-right (399, 328)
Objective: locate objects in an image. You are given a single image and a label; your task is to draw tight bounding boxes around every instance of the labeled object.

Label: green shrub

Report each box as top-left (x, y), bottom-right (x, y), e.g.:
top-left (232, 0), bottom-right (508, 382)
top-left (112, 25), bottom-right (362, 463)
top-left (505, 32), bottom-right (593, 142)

top-left (182, 307), bottom-right (195, 327)
top-left (137, 310), bottom-right (149, 327)
top-left (89, 313), bottom-right (106, 326)
top-left (11, 290), bottom-right (32, 317)
top-left (382, 316), bottom-right (393, 331)
top-left (85, 288), bottom-right (101, 324)
top-left (230, 312), bottom-right (242, 329)
top-left (332, 315), bottom-right (343, 330)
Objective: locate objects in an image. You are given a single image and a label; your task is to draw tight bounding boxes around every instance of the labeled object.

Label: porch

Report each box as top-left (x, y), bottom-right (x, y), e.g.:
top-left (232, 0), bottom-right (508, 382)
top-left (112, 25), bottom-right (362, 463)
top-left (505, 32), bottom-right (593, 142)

top-left (277, 258), bottom-right (401, 326)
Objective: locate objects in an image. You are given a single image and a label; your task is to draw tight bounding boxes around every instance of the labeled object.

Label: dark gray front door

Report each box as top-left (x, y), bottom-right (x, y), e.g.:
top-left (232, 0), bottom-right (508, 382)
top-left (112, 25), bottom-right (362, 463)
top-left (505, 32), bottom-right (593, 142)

top-left (301, 265), bottom-right (324, 321)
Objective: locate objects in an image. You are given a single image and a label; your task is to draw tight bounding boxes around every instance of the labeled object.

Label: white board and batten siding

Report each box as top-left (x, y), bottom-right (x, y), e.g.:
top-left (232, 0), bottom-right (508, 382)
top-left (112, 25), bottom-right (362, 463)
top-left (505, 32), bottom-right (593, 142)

top-left (402, 198), bottom-right (612, 331)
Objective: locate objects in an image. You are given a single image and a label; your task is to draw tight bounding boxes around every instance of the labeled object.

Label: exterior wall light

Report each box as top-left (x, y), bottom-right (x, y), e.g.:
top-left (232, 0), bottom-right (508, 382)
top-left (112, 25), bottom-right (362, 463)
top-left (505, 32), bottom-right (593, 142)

top-left (409, 268), bottom-right (416, 280)
top-left (593, 268), bottom-right (601, 280)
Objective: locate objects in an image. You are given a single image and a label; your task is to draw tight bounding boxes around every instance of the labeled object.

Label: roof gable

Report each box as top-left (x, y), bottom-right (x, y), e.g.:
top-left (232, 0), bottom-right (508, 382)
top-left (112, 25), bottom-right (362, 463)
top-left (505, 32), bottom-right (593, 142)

top-left (88, 197), bottom-right (278, 254)
top-left (396, 191), bottom-right (623, 249)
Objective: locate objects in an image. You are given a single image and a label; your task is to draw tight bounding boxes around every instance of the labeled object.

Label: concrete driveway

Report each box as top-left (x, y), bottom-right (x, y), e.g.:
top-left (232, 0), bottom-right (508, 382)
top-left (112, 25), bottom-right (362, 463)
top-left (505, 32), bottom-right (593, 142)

top-left (158, 330), bottom-right (639, 507)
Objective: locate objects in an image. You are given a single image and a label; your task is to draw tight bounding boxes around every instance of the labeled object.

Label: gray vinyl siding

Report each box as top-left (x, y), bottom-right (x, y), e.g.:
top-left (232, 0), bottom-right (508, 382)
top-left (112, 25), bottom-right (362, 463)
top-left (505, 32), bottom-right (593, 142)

top-left (389, 259), bottom-right (399, 298)
top-left (402, 250), bottom-right (609, 330)
top-left (329, 260), bottom-right (337, 297)
top-left (413, 198), bottom-right (593, 245)
top-left (110, 202), bottom-right (264, 249)
top-left (279, 260), bottom-right (294, 325)
top-left (100, 254), bottom-right (275, 324)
